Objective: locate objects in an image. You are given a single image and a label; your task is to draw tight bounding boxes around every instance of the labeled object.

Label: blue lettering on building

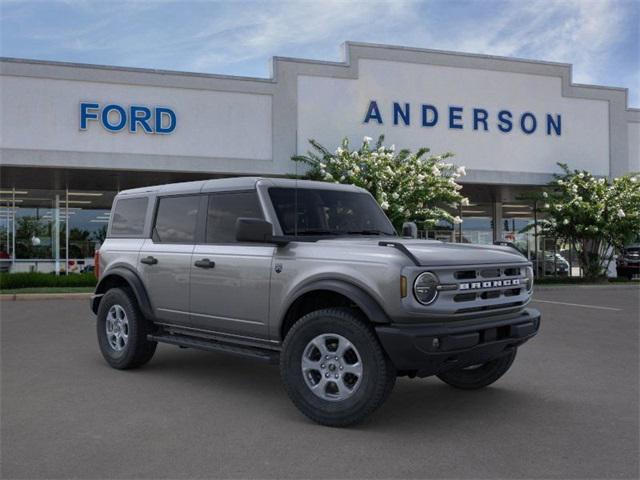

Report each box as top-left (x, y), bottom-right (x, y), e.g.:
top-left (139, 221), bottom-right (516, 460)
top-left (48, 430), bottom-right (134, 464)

top-left (80, 103), bottom-right (177, 134)
top-left (363, 100), bottom-right (561, 136)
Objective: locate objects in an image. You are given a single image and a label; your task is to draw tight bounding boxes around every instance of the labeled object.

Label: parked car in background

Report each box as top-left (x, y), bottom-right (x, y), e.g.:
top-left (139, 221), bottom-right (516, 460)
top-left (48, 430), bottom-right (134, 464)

top-left (494, 241), bottom-right (569, 277)
top-left (0, 250), bottom-right (11, 273)
top-left (616, 244), bottom-right (640, 280)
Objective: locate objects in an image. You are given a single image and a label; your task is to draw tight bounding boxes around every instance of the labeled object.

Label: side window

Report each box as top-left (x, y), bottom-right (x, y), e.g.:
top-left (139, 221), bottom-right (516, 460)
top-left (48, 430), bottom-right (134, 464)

top-left (206, 191), bottom-right (263, 243)
top-left (110, 197), bottom-right (148, 237)
top-left (153, 195), bottom-right (200, 244)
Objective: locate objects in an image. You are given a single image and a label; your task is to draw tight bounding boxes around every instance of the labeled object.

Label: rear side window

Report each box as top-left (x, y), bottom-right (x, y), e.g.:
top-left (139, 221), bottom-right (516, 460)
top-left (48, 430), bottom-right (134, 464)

top-left (110, 197), bottom-right (148, 237)
top-left (153, 195), bottom-right (200, 243)
top-left (206, 191), bottom-right (263, 243)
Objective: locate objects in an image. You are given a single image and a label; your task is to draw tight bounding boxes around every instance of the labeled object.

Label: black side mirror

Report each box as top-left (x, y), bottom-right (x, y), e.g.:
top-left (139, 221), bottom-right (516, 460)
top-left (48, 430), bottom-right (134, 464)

top-left (235, 218), bottom-right (289, 246)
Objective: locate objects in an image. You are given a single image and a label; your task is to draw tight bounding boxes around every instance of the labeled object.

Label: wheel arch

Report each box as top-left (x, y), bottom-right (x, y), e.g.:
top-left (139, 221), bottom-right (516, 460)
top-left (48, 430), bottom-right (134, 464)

top-left (92, 265), bottom-right (154, 320)
top-left (280, 279), bottom-right (391, 340)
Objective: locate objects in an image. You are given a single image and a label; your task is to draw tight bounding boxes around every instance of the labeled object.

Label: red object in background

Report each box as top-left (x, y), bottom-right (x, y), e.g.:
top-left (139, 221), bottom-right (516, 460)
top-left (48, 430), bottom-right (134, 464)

top-left (94, 250), bottom-right (100, 279)
top-left (0, 251), bottom-right (9, 259)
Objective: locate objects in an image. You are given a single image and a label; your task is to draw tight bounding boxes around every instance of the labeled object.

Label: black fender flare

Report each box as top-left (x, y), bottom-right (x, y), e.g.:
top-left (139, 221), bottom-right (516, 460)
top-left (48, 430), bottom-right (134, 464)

top-left (283, 278), bottom-right (391, 326)
top-left (92, 265), bottom-right (154, 320)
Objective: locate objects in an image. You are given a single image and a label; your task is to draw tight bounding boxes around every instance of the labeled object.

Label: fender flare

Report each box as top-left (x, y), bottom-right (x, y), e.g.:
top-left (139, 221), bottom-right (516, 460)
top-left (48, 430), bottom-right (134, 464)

top-left (283, 278), bottom-right (391, 326)
top-left (92, 265), bottom-right (154, 319)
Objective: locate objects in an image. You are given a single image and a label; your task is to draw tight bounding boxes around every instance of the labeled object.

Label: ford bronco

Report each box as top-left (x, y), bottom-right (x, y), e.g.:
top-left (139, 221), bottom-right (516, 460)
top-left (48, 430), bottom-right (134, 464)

top-left (91, 177), bottom-right (540, 426)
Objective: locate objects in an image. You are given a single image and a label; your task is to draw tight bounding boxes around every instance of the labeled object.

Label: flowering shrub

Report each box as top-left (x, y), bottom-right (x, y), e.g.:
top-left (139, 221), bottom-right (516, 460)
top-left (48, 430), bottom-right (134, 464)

top-left (292, 135), bottom-right (468, 230)
top-left (536, 163), bottom-right (640, 279)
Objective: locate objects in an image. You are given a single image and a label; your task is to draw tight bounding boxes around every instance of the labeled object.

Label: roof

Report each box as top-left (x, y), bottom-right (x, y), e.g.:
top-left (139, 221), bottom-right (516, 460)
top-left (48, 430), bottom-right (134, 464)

top-left (116, 176), bottom-right (367, 196)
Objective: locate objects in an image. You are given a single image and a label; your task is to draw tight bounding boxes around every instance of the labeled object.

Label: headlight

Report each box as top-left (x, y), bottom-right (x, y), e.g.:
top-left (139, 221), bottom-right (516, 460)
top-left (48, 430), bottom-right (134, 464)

top-left (525, 266), bottom-right (534, 293)
top-left (413, 272), bottom-right (439, 305)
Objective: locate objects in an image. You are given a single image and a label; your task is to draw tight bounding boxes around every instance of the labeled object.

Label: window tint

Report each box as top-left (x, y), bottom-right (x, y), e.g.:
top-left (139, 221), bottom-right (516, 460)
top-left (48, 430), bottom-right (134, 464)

top-left (110, 197), bottom-right (148, 237)
top-left (206, 192), bottom-right (263, 243)
top-left (268, 188), bottom-right (396, 236)
top-left (153, 195), bottom-right (200, 243)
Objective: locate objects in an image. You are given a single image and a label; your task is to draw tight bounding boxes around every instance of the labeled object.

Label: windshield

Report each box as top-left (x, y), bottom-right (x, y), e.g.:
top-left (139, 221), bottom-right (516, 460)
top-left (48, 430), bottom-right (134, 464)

top-left (268, 187), bottom-right (397, 237)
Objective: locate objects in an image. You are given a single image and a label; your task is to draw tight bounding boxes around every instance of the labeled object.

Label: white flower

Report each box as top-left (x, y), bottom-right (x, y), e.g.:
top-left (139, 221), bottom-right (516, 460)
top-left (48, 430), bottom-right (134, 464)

top-left (456, 166), bottom-right (466, 176)
top-left (578, 172), bottom-right (584, 178)
top-left (542, 191), bottom-right (548, 198)
top-left (335, 147), bottom-right (343, 155)
top-left (460, 197), bottom-right (470, 206)
top-left (617, 209), bottom-right (625, 218)
top-left (452, 216), bottom-right (463, 225)
top-left (431, 166), bottom-right (441, 176)
top-left (392, 192), bottom-right (400, 200)
top-left (631, 176), bottom-right (638, 183)
top-left (390, 144), bottom-right (395, 152)
top-left (380, 201), bottom-right (389, 210)
top-left (363, 136), bottom-right (372, 144)
top-left (544, 203), bottom-right (550, 209)
top-left (563, 219), bottom-right (569, 225)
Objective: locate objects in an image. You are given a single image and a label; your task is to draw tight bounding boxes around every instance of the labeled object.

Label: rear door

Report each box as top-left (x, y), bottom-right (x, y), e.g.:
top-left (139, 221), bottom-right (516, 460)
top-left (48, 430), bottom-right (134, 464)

top-left (139, 194), bottom-right (202, 325)
top-left (189, 190), bottom-right (274, 339)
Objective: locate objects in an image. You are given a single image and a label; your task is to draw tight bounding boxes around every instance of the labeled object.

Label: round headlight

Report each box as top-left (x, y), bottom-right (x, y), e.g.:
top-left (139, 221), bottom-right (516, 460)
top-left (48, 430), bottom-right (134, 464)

top-left (413, 272), bottom-right (439, 305)
top-left (525, 266), bottom-right (534, 293)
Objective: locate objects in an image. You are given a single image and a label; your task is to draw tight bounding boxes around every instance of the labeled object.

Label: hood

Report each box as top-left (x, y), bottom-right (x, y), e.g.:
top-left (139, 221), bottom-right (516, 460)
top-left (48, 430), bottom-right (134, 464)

top-left (314, 237), bottom-right (528, 266)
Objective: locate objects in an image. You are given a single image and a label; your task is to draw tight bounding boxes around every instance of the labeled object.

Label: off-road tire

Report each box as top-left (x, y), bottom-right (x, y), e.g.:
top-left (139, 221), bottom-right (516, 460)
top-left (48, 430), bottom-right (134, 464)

top-left (436, 348), bottom-right (517, 390)
top-left (280, 307), bottom-right (396, 427)
top-left (97, 287), bottom-right (157, 369)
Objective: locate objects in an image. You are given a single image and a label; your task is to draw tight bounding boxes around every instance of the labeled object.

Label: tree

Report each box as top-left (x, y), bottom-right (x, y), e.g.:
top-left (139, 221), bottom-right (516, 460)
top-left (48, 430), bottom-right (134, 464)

top-left (535, 163), bottom-right (640, 279)
top-left (293, 135), bottom-right (468, 231)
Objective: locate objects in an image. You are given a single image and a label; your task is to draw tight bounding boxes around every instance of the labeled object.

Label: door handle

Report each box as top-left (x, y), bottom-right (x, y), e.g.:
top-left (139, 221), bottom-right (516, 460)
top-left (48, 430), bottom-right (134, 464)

top-left (194, 258), bottom-right (215, 269)
top-left (140, 256), bottom-right (158, 265)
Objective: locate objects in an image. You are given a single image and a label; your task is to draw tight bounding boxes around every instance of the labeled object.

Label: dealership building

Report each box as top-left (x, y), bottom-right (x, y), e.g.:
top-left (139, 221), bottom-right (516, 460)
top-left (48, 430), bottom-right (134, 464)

top-left (1, 42), bottom-right (638, 272)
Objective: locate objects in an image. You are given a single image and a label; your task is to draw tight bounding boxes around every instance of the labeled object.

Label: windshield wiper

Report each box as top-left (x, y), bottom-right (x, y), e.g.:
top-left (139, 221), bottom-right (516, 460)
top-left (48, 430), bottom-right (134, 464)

top-left (293, 229), bottom-right (342, 236)
top-left (346, 229), bottom-right (393, 236)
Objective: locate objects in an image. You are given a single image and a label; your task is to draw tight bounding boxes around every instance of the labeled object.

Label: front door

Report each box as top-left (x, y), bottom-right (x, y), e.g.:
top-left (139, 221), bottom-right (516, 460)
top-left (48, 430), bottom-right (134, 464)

top-left (139, 194), bottom-right (201, 325)
top-left (189, 191), bottom-right (274, 339)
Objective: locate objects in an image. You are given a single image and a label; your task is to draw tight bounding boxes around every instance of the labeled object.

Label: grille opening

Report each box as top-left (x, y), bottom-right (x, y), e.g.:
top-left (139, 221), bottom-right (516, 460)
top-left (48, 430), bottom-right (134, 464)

top-left (504, 267), bottom-right (521, 276)
top-left (480, 268), bottom-right (500, 278)
top-left (456, 301), bottom-right (524, 314)
top-left (455, 270), bottom-right (476, 280)
top-left (504, 288), bottom-right (521, 297)
top-left (480, 290), bottom-right (500, 300)
top-left (454, 293), bottom-right (476, 302)
top-left (497, 325), bottom-right (511, 340)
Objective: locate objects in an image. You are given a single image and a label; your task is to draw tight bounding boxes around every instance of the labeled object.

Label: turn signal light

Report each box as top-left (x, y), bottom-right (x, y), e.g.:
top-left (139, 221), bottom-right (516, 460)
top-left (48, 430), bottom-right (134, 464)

top-left (400, 276), bottom-right (408, 298)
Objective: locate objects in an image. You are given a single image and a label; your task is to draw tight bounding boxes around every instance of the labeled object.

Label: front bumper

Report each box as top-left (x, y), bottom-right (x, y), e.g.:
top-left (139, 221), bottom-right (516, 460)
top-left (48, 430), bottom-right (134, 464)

top-left (375, 308), bottom-right (541, 377)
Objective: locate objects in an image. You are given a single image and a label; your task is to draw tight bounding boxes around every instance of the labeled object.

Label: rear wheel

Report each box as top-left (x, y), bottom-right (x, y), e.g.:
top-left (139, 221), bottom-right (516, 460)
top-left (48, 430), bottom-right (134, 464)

top-left (280, 308), bottom-right (396, 427)
top-left (96, 287), bottom-right (157, 369)
top-left (436, 348), bottom-right (517, 390)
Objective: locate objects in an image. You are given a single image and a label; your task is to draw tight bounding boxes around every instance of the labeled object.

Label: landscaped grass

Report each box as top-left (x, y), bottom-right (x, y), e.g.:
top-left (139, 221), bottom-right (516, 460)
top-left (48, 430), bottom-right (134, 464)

top-left (0, 286), bottom-right (95, 295)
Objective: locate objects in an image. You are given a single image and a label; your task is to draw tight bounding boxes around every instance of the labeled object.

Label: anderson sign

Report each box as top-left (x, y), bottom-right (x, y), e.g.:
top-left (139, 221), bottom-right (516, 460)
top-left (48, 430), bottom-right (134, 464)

top-left (363, 100), bottom-right (562, 136)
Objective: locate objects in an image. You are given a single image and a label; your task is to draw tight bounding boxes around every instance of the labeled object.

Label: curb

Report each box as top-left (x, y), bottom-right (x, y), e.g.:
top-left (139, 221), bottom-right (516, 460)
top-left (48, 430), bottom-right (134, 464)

top-left (0, 292), bottom-right (92, 301)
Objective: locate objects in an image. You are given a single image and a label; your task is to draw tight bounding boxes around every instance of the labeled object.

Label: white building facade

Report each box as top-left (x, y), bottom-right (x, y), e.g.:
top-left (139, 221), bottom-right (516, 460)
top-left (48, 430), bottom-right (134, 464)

top-left (1, 42), bottom-right (638, 272)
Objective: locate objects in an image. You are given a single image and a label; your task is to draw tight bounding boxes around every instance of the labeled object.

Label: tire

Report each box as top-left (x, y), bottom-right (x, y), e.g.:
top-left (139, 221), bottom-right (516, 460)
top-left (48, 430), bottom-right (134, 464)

top-left (436, 348), bottom-right (517, 390)
top-left (96, 287), bottom-right (157, 370)
top-left (280, 307), bottom-right (396, 427)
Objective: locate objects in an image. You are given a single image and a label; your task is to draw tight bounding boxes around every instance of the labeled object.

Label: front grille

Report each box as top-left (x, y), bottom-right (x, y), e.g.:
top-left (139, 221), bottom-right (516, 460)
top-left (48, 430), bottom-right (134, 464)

top-left (428, 263), bottom-right (530, 315)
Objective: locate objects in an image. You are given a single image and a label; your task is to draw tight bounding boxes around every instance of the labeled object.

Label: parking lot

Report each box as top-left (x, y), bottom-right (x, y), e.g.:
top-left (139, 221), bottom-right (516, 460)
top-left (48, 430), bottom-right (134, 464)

top-left (1, 285), bottom-right (638, 479)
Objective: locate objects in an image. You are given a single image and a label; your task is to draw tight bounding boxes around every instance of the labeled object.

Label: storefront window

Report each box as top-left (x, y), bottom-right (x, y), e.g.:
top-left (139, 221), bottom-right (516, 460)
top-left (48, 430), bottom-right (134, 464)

top-left (460, 203), bottom-right (493, 244)
top-left (1, 188), bottom-right (115, 273)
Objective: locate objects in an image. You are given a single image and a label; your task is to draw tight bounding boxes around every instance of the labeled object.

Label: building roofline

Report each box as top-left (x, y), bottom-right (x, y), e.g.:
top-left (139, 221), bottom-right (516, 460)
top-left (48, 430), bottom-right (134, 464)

top-left (1, 40), bottom-right (636, 110)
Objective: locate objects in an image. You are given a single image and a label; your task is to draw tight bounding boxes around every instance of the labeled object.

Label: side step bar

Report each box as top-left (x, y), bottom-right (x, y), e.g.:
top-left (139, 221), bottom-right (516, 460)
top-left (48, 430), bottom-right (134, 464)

top-left (148, 333), bottom-right (280, 364)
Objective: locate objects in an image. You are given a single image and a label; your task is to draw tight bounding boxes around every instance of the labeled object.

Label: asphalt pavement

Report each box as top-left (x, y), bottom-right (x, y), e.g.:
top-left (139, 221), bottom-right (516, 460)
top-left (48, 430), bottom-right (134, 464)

top-left (1, 285), bottom-right (638, 479)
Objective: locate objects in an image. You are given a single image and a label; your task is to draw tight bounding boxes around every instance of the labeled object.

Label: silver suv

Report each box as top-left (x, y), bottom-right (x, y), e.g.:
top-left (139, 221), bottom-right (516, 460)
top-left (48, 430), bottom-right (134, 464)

top-left (91, 177), bottom-right (540, 426)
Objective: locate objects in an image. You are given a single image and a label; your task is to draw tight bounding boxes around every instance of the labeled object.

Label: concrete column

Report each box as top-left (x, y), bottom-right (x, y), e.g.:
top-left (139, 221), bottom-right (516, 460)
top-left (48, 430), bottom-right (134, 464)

top-left (494, 200), bottom-right (503, 242)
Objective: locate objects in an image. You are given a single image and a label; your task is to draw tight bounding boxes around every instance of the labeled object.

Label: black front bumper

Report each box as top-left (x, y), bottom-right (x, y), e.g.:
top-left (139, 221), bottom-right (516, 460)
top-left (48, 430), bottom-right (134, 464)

top-left (375, 308), bottom-right (541, 377)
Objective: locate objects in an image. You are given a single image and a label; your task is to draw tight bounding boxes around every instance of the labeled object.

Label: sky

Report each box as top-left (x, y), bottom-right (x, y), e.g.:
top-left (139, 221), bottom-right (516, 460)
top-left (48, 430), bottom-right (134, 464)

top-left (1, 0), bottom-right (639, 106)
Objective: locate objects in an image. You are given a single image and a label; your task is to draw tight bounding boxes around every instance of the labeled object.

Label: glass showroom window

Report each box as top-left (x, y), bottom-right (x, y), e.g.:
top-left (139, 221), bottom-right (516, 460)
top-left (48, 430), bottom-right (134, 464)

top-left (460, 203), bottom-right (494, 244)
top-left (0, 188), bottom-right (115, 273)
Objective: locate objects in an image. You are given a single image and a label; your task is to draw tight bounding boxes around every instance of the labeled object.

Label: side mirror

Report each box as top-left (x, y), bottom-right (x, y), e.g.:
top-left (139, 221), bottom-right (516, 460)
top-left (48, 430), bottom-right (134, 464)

top-left (235, 218), bottom-right (289, 246)
top-left (401, 222), bottom-right (418, 239)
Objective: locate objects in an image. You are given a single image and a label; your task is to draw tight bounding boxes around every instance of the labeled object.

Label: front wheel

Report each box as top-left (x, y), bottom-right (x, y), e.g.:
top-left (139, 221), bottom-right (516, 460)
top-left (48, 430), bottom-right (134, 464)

top-left (280, 308), bottom-right (396, 427)
top-left (436, 348), bottom-right (517, 390)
